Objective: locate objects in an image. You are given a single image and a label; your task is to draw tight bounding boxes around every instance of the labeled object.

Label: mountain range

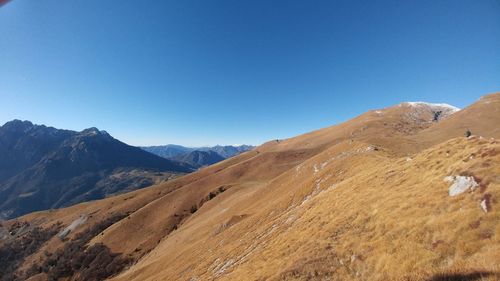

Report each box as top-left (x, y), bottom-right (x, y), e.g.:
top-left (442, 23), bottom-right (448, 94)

top-left (0, 93), bottom-right (499, 281)
top-left (141, 144), bottom-right (254, 168)
top-left (0, 121), bottom-right (193, 220)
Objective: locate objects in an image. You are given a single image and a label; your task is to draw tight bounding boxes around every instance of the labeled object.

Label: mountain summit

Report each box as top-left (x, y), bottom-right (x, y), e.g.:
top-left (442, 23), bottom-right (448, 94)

top-left (0, 121), bottom-right (192, 220)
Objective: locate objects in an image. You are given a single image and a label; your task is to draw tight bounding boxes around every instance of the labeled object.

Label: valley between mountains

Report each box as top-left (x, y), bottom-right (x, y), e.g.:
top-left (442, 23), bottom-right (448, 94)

top-left (0, 121), bottom-right (252, 221)
top-left (1, 93), bottom-right (499, 281)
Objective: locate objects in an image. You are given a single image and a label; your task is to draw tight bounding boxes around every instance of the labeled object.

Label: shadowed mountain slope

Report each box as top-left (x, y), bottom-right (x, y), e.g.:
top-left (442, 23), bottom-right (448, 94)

top-left (0, 123), bottom-right (192, 220)
top-left (0, 120), bottom-right (74, 182)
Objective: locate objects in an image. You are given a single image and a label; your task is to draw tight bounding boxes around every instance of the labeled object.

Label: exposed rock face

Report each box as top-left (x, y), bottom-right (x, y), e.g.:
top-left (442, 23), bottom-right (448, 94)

top-left (445, 175), bottom-right (479, 196)
top-left (400, 102), bottom-right (460, 126)
top-left (57, 214), bottom-right (88, 239)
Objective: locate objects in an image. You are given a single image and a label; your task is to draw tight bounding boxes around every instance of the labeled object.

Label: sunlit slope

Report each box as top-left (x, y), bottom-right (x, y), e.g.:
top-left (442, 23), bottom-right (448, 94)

top-left (110, 94), bottom-right (499, 280)
top-left (94, 94), bottom-right (478, 258)
top-left (3, 93), bottom-right (499, 281)
top-left (411, 93), bottom-right (500, 149)
top-left (114, 134), bottom-right (499, 281)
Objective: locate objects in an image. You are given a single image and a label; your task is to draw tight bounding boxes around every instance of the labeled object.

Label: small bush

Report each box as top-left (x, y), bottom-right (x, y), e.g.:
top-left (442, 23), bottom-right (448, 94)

top-left (190, 205), bottom-right (198, 214)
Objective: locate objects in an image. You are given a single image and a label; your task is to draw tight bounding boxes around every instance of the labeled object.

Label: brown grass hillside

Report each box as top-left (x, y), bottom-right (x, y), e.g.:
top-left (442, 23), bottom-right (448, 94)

top-left (1, 93), bottom-right (499, 281)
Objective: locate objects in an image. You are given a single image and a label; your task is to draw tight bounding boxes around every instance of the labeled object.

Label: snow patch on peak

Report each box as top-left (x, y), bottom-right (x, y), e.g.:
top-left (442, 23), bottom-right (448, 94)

top-left (403, 102), bottom-right (460, 112)
top-left (81, 127), bottom-right (110, 137)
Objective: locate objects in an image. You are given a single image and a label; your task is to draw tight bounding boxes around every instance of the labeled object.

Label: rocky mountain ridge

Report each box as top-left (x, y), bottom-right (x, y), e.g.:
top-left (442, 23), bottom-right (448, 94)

top-left (0, 121), bottom-right (192, 220)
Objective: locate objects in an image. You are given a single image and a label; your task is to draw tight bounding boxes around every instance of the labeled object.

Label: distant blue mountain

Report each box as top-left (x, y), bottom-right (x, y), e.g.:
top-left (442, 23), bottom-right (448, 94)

top-left (141, 144), bottom-right (254, 168)
top-left (141, 144), bottom-right (194, 158)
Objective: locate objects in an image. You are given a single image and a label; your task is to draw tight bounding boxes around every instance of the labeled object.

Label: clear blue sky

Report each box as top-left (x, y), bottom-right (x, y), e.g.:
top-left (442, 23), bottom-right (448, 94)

top-left (1, 0), bottom-right (499, 146)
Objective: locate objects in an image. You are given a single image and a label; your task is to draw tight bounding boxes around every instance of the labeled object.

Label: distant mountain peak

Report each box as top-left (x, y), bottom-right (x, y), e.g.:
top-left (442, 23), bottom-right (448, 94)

top-left (0, 120), bottom-right (192, 219)
top-left (2, 119), bottom-right (35, 131)
top-left (4, 119), bottom-right (33, 125)
top-left (172, 150), bottom-right (225, 168)
top-left (142, 144), bottom-right (255, 168)
top-left (388, 101), bottom-right (461, 124)
top-left (80, 127), bottom-right (110, 137)
top-left (401, 101), bottom-right (460, 113)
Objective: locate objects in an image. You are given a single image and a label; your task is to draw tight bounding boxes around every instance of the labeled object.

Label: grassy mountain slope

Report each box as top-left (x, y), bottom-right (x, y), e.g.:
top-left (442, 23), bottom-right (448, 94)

top-left (1, 93), bottom-right (498, 281)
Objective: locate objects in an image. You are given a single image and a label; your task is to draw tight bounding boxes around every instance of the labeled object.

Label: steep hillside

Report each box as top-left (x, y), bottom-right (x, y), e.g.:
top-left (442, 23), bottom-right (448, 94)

top-left (116, 137), bottom-right (499, 281)
top-left (410, 93), bottom-right (500, 149)
top-left (1, 93), bottom-right (498, 281)
top-left (0, 123), bottom-right (192, 220)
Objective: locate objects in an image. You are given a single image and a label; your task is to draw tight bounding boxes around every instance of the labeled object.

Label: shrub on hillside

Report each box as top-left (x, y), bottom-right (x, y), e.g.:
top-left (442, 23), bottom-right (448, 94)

top-left (25, 213), bottom-right (131, 281)
top-left (0, 223), bottom-right (61, 281)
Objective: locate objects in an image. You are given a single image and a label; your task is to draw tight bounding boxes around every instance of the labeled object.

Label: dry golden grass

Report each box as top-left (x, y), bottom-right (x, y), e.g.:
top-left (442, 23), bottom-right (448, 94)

top-left (4, 93), bottom-right (500, 281)
top-left (109, 136), bottom-right (499, 281)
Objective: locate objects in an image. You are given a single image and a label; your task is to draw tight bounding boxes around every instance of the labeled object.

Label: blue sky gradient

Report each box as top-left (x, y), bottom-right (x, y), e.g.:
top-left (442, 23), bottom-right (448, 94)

top-left (1, 0), bottom-right (499, 146)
